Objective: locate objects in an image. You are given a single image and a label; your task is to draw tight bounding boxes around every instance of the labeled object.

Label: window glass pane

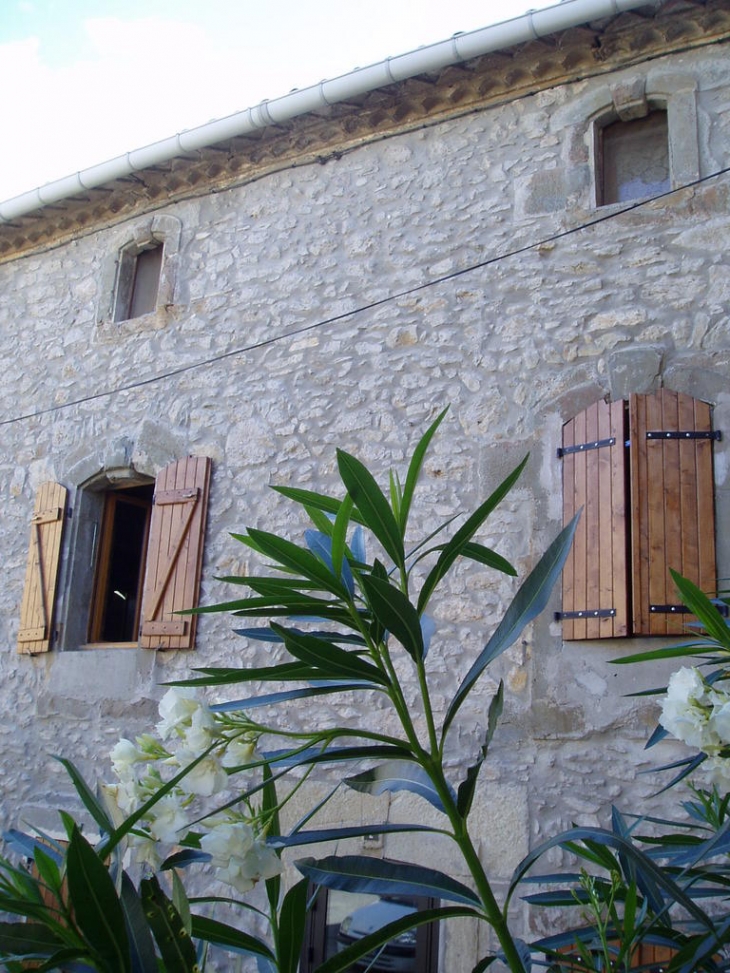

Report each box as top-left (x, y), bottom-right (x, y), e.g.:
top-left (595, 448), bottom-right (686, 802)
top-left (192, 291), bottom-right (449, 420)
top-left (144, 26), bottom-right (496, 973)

top-left (128, 245), bottom-right (163, 318)
top-left (323, 890), bottom-right (425, 972)
top-left (601, 111), bottom-right (669, 205)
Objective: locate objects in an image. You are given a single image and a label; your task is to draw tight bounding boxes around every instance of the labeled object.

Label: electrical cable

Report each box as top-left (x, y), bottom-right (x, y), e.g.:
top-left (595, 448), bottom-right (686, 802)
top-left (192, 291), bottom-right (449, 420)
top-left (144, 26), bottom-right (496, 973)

top-left (1, 163), bottom-right (728, 429)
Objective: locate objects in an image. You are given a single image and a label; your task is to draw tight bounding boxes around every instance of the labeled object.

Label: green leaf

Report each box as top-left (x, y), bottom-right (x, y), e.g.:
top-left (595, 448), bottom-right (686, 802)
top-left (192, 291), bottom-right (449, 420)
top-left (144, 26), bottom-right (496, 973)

top-left (612, 643), bottom-right (721, 665)
top-left (457, 682), bottom-right (503, 819)
top-left (276, 878), bottom-right (309, 973)
top-left (141, 877), bottom-right (199, 972)
top-left (443, 513), bottom-right (579, 742)
top-left (172, 871), bottom-right (192, 936)
top-left (66, 825), bottom-right (131, 973)
top-left (331, 493), bottom-right (354, 582)
top-left (417, 455), bottom-right (528, 613)
top-left (671, 570), bottom-right (730, 648)
top-left (271, 486), bottom-right (365, 525)
top-left (53, 757), bottom-right (114, 836)
top-left (119, 874), bottom-right (159, 973)
top-left (345, 760), bottom-right (452, 813)
top-left (458, 542), bottom-right (516, 577)
top-left (337, 449), bottom-right (405, 568)
top-left (316, 906), bottom-right (478, 973)
top-left (399, 407), bottom-right (448, 532)
top-left (190, 914), bottom-right (275, 960)
top-left (272, 624), bottom-right (391, 686)
top-left (296, 855), bottom-right (481, 905)
top-left (268, 823), bottom-right (443, 848)
top-left (360, 574), bottom-right (424, 661)
top-left (177, 662), bottom-right (344, 687)
top-left (0, 922), bottom-right (64, 955)
top-left (262, 765), bottom-right (281, 917)
top-left (246, 528), bottom-right (351, 599)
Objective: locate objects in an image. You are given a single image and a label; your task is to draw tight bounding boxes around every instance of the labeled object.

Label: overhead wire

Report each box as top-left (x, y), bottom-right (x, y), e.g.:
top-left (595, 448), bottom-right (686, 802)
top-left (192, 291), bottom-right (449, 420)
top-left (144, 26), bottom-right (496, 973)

top-left (1, 163), bottom-right (728, 429)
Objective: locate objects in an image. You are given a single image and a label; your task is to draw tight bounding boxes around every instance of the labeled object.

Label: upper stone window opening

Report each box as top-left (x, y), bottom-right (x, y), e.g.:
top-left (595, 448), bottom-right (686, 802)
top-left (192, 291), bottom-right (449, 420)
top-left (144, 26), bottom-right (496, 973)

top-left (597, 108), bottom-right (670, 206)
top-left (114, 242), bottom-right (164, 321)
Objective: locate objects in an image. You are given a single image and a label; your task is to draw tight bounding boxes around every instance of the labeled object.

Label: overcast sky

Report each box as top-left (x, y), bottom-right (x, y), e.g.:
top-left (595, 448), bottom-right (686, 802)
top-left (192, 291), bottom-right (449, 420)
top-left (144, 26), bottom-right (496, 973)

top-left (0, 0), bottom-right (556, 202)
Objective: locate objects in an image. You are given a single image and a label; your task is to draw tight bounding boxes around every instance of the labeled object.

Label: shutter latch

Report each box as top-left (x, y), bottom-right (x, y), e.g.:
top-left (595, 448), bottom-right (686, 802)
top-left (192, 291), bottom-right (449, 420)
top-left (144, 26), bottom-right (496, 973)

top-left (646, 430), bottom-right (721, 441)
top-left (555, 608), bottom-right (616, 620)
top-left (557, 437), bottom-right (616, 459)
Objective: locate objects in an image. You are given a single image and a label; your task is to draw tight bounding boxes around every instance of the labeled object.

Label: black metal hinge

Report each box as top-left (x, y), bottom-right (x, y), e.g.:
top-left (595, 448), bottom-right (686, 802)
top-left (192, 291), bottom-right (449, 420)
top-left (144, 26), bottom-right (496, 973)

top-left (555, 608), bottom-right (616, 621)
top-left (646, 430), bottom-right (721, 441)
top-left (651, 603), bottom-right (728, 617)
top-left (557, 437), bottom-right (616, 459)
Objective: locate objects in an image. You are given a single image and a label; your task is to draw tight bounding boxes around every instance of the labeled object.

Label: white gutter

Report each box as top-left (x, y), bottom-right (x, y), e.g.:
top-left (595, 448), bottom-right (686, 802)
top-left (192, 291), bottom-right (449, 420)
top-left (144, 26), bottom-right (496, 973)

top-left (0, 0), bottom-right (659, 224)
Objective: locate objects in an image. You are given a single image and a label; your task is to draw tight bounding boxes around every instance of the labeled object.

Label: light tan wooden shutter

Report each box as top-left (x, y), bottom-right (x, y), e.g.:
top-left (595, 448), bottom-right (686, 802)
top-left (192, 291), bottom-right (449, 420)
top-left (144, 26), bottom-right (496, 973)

top-left (630, 390), bottom-right (717, 635)
top-left (17, 482), bottom-right (67, 654)
top-left (560, 400), bottom-right (629, 640)
top-left (140, 456), bottom-right (211, 650)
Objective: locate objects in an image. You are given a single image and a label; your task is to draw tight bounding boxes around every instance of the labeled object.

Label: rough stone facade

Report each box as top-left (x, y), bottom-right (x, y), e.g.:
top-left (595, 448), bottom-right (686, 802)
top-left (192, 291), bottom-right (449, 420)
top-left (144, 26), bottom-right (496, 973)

top-left (1, 2), bottom-right (730, 968)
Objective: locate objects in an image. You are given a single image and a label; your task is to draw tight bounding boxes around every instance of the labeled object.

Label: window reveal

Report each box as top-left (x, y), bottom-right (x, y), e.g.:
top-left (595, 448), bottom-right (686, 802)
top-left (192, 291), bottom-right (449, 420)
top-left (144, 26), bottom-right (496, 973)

top-left (114, 243), bottom-right (164, 322)
top-left (88, 484), bottom-right (153, 643)
top-left (598, 110), bottom-right (670, 206)
top-left (559, 391), bottom-right (718, 640)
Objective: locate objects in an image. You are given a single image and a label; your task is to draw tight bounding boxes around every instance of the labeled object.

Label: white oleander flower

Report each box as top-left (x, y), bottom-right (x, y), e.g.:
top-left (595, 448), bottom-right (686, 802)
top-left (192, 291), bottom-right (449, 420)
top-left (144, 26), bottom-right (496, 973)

top-left (157, 688), bottom-right (205, 740)
top-left (200, 821), bottom-right (282, 894)
top-left (174, 749), bottom-right (227, 797)
top-left (221, 734), bottom-right (259, 769)
top-left (708, 690), bottom-right (730, 746)
top-left (129, 831), bottom-right (163, 870)
top-left (110, 739), bottom-right (147, 780)
top-left (660, 667), bottom-right (711, 750)
top-left (146, 793), bottom-right (188, 843)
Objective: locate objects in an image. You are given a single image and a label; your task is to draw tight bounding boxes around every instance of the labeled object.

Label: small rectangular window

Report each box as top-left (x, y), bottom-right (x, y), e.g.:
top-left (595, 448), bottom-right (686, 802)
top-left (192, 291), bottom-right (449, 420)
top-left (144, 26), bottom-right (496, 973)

top-left (598, 110), bottom-right (670, 206)
top-left (114, 244), bottom-right (163, 321)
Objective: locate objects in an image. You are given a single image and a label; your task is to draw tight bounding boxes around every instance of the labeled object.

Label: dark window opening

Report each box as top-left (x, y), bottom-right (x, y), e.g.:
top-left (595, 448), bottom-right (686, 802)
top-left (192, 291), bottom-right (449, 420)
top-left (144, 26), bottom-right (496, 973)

top-left (88, 484), bottom-right (153, 643)
top-left (114, 244), bottom-right (163, 321)
top-left (598, 110), bottom-right (670, 206)
top-left (301, 883), bottom-right (439, 973)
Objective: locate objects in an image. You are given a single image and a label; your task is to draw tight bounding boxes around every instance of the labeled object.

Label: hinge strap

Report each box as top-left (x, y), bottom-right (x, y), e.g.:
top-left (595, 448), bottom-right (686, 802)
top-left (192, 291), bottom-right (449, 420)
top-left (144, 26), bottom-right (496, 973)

top-left (557, 437), bottom-right (616, 459)
top-left (646, 430), bottom-right (721, 441)
top-left (555, 608), bottom-right (616, 620)
top-left (651, 603), bottom-right (728, 617)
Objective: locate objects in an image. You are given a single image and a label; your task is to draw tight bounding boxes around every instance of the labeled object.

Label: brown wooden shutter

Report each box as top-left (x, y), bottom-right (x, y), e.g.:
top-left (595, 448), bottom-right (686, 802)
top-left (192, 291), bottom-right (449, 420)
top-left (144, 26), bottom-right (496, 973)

top-left (139, 456), bottom-right (211, 650)
top-left (17, 482), bottom-right (67, 654)
top-left (560, 400), bottom-right (629, 640)
top-left (630, 390), bottom-right (717, 635)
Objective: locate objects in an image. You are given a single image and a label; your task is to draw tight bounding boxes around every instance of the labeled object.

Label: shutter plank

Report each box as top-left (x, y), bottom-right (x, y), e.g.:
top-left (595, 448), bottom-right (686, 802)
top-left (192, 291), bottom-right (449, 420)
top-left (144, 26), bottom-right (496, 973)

top-left (18, 482), bottom-right (67, 654)
top-left (140, 457), bottom-right (211, 650)
top-left (631, 390), bottom-right (717, 635)
top-left (561, 401), bottom-right (628, 639)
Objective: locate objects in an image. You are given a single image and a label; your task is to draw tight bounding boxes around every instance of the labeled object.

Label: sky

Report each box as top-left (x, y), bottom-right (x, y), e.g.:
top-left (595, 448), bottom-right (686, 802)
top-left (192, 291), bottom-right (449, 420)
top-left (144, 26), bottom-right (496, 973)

top-left (0, 0), bottom-right (557, 203)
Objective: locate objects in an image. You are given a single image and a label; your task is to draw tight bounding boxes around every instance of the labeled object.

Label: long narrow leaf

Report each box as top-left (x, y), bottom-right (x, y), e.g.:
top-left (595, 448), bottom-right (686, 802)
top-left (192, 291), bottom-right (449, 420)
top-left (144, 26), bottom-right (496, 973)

top-left (418, 456), bottom-right (528, 613)
top-left (443, 514), bottom-right (579, 741)
top-left (457, 682), bottom-right (503, 819)
top-left (399, 408), bottom-right (448, 532)
top-left (276, 878), bottom-right (309, 973)
top-left (0, 922), bottom-right (65, 955)
top-left (120, 873), bottom-right (158, 973)
top-left (360, 575), bottom-right (424, 662)
top-left (66, 826), bottom-right (130, 973)
top-left (297, 855), bottom-right (480, 905)
top-left (345, 760), bottom-right (453, 812)
top-left (671, 570), bottom-right (730, 648)
top-left (210, 683), bottom-right (371, 711)
top-left (316, 906), bottom-right (479, 973)
top-left (272, 624), bottom-right (390, 686)
top-left (190, 914), bottom-right (276, 960)
top-left (141, 877), bottom-right (198, 971)
top-left (53, 758), bottom-right (114, 836)
top-left (337, 449), bottom-right (405, 568)
top-left (268, 823), bottom-right (443, 848)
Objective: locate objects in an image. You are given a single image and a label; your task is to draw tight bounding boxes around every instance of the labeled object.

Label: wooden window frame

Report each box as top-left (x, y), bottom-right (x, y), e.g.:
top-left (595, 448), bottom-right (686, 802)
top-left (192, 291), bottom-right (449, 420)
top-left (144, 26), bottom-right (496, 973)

top-left (87, 486), bottom-right (153, 645)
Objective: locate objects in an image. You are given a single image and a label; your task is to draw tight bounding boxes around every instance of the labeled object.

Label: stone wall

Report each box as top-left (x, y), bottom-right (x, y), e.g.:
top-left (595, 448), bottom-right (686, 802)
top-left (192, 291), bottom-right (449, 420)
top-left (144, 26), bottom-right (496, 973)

top-left (1, 38), bottom-right (729, 969)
